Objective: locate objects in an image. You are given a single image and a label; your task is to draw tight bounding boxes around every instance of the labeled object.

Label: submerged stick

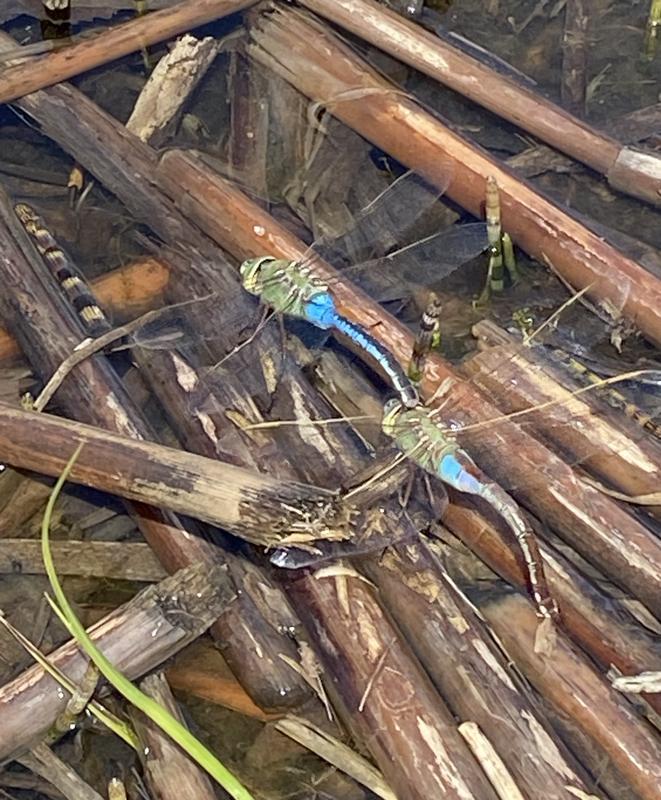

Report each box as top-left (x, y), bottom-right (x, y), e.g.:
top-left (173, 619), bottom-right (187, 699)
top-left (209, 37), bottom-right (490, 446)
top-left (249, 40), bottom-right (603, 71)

top-left (285, 567), bottom-right (501, 800)
top-left (0, 43), bottom-right (333, 715)
top-left (130, 673), bottom-right (219, 800)
top-left (40, 448), bottom-right (254, 800)
top-left (0, 559), bottom-right (235, 761)
top-left (465, 319), bottom-right (661, 516)
top-left (481, 593), bottom-right (661, 800)
top-left (366, 543), bottom-right (593, 799)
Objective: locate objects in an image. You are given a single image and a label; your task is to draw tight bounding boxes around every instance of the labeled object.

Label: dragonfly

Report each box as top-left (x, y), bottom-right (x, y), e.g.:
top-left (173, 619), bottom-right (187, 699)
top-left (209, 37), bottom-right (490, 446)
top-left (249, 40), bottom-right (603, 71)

top-left (265, 320), bottom-right (661, 627)
top-left (132, 168), bottom-right (491, 402)
top-left (380, 397), bottom-right (556, 622)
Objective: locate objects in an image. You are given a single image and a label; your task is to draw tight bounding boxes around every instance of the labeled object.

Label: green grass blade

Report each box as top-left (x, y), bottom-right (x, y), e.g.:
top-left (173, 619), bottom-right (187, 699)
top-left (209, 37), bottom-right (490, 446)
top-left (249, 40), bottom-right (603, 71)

top-left (42, 445), bottom-right (255, 800)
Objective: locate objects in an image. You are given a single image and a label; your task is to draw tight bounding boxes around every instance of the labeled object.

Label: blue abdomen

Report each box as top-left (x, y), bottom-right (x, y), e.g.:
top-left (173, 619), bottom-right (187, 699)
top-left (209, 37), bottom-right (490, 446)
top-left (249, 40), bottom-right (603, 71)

top-left (438, 453), bottom-right (483, 495)
top-left (303, 292), bottom-right (338, 330)
top-left (302, 294), bottom-right (419, 409)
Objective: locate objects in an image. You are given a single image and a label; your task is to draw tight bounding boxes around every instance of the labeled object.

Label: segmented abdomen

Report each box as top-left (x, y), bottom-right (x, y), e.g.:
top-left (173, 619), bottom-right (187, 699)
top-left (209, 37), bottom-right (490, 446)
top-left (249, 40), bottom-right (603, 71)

top-left (14, 203), bottom-right (111, 338)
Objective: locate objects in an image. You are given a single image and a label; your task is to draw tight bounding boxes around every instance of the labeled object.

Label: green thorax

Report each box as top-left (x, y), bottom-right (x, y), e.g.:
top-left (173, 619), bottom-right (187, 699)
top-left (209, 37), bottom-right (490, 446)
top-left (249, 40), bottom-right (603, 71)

top-left (382, 400), bottom-right (459, 476)
top-left (240, 256), bottom-right (329, 318)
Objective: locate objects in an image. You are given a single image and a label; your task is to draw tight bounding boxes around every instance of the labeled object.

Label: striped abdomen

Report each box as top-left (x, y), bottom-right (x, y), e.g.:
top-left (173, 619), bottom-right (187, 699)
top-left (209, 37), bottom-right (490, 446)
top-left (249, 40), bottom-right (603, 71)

top-left (14, 203), bottom-right (111, 338)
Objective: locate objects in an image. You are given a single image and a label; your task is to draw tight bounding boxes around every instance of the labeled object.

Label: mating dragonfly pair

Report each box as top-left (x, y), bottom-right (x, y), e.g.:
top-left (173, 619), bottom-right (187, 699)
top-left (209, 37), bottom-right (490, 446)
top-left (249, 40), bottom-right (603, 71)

top-left (232, 171), bottom-right (658, 627)
top-left (237, 173), bottom-right (556, 622)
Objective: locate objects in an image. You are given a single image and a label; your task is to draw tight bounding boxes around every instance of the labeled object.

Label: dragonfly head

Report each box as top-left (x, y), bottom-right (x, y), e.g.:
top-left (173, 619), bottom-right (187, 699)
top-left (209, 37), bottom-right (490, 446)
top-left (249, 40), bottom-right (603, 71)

top-left (381, 398), bottom-right (404, 436)
top-left (240, 256), bottom-right (276, 295)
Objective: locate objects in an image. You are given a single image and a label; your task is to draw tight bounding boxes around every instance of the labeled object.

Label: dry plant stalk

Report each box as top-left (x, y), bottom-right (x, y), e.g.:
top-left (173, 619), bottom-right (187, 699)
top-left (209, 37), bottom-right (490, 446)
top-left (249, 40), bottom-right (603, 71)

top-left (440, 500), bottom-right (661, 715)
top-left (286, 565), bottom-right (501, 799)
top-left (0, 400), bottom-right (348, 545)
top-left (131, 673), bottom-right (217, 800)
top-left (365, 543), bottom-right (594, 799)
top-left (0, 0), bottom-right (255, 102)
top-left (464, 320), bottom-right (661, 514)
top-left (0, 35), bottom-right (334, 717)
top-left (125, 34), bottom-right (220, 146)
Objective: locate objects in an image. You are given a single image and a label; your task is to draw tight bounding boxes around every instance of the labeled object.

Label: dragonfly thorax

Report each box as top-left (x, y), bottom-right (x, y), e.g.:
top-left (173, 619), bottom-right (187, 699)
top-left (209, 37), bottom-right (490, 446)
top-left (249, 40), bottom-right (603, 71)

top-left (382, 398), bottom-right (462, 476)
top-left (241, 255), bottom-right (335, 320)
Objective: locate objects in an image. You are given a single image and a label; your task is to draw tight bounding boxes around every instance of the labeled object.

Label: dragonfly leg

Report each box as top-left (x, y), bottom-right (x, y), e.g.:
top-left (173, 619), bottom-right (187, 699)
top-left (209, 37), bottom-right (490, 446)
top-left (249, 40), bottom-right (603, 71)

top-left (398, 464), bottom-right (416, 509)
top-left (473, 250), bottom-right (495, 308)
top-left (422, 471), bottom-right (448, 518)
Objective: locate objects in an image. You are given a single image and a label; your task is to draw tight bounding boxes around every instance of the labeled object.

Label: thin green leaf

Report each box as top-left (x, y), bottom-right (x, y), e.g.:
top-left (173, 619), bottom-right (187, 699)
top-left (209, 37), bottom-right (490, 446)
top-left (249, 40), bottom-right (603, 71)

top-left (42, 444), bottom-right (255, 800)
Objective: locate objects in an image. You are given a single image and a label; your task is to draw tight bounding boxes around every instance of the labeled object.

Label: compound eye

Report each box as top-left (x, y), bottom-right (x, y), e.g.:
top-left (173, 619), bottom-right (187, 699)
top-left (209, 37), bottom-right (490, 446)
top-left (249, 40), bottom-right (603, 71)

top-left (383, 398), bottom-right (402, 416)
top-left (240, 256), bottom-right (273, 293)
top-left (239, 257), bottom-right (259, 278)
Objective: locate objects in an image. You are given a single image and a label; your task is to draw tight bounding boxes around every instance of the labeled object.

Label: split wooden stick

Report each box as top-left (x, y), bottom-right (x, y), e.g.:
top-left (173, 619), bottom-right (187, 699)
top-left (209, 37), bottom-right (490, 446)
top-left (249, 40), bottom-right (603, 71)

top-left (0, 561), bottom-right (235, 761)
top-left (0, 399), bottom-right (339, 541)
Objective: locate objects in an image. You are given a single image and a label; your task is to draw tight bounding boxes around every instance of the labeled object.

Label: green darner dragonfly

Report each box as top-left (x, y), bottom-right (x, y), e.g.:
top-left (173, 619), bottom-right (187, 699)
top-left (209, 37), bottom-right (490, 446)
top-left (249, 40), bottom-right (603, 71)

top-left (133, 168), bottom-right (492, 398)
top-left (265, 332), bottom-right (660, 627)
top-left (378, 397), bottom-right (557, 620)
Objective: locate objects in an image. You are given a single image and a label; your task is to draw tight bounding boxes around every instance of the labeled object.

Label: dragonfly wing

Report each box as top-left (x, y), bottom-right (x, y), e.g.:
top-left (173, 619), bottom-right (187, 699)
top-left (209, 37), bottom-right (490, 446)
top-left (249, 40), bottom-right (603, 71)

top-left (437, 332), bottom-right (661, 506)
top-left (307, 168), bottom-right (453, 270)
top-left (125, 288), bottom-right (258, 352)
top-left (343, 222), bottom-right (490, 303)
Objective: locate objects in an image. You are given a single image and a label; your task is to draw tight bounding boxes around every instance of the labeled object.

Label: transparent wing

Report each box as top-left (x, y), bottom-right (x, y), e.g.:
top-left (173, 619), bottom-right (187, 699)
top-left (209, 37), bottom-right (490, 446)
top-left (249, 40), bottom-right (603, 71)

top-left (344, 222), bottom-right (489, 302)
top-left (128, 217), bottom-right (488, 357)
top-left (421, 330), bottom-right (661, 508)
top-left (258, 330), bottom-right (661, 571)
top-left (299, 167), bottom-right (454, 269)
